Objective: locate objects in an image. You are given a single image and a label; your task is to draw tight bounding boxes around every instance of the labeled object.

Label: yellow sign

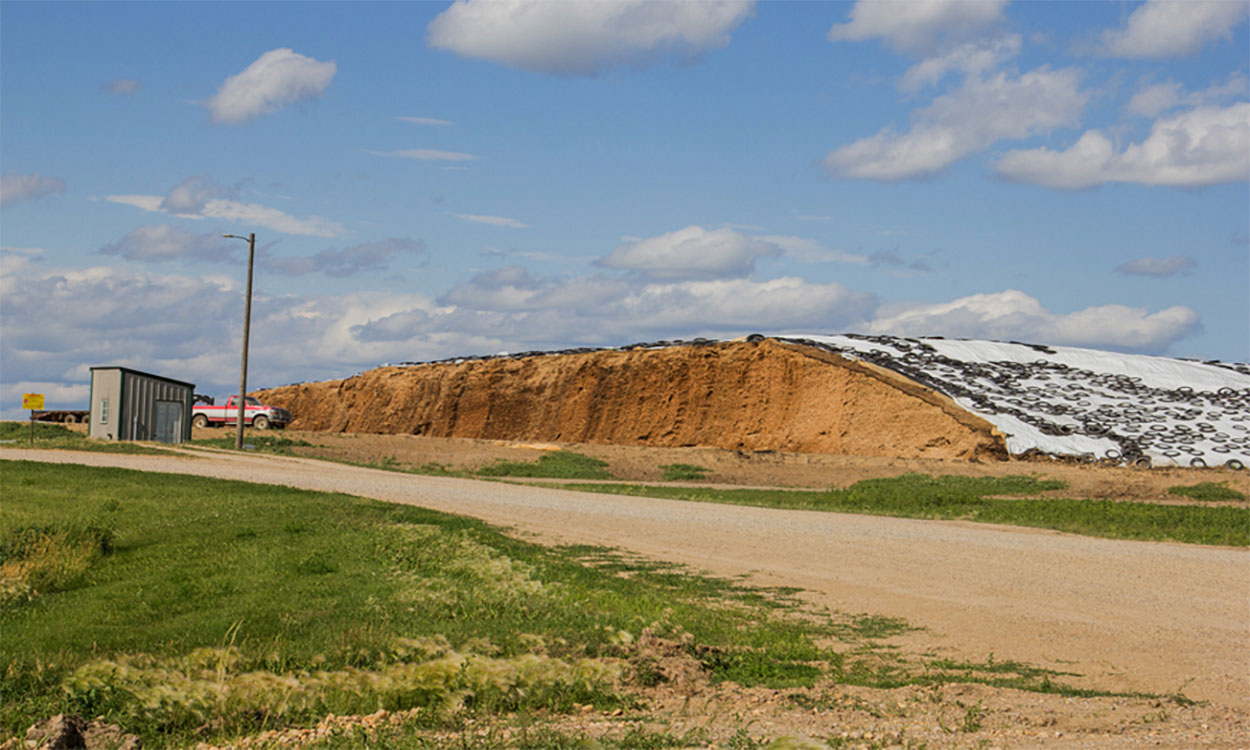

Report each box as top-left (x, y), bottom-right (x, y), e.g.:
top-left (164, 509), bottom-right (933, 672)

top-left (22, 393), bottom-right (44, 410)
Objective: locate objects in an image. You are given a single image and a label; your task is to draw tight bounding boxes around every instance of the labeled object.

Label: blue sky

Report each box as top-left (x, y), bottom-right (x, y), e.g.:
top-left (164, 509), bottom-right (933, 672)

top-left (2, 0), bottom-right (1247, 416)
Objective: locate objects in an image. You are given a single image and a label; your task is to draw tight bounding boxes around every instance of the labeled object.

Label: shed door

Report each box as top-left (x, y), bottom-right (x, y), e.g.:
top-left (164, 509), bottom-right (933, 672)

top-left (154, 400), bottom-right (183, 444)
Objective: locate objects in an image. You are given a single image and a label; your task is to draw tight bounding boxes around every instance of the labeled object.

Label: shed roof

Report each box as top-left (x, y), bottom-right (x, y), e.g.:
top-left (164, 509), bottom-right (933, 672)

top-left (90, 366), bottom-right (195, 390)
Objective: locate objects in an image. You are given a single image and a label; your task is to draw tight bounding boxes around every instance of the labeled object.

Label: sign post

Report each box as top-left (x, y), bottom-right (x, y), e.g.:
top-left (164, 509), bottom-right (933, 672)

top-left (22, 393), bottom-right (44, 446)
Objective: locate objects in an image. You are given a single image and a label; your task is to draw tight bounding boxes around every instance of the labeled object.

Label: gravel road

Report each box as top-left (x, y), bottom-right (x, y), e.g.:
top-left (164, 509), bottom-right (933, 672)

top-left (4, 448), bottom-right (1247, 712)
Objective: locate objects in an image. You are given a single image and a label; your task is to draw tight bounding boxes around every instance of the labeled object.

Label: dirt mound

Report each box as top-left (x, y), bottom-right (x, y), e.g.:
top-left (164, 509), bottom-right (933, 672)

top-left (257, 340), bottom-right (1004, 461)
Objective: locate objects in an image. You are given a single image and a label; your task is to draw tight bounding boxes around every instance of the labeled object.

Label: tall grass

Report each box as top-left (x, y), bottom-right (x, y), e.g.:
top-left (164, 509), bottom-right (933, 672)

top-left (0, 523), bottom-right (114, 606)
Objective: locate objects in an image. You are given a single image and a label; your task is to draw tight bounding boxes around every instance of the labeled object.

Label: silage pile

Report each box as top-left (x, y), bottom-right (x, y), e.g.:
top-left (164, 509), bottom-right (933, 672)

top-left (257, 334), bottom-right (1250, 468)
top-left (776, 334), bottom-right (1250, 469)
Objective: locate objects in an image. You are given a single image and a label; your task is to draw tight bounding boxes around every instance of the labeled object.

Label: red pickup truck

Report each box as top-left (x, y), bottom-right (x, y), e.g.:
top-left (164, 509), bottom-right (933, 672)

top-left (191, 396), bottom-right (292, 430)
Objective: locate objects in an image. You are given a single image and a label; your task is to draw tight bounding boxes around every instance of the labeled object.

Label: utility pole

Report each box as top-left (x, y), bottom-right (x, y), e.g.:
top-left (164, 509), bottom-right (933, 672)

top-left (224, 233), bottom-right (256, 450)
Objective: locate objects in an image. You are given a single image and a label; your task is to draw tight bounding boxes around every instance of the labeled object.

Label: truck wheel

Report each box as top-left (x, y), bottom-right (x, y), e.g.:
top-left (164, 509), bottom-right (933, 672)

top-left (192, 414), bottom-right (209, 428)
top-left (253, 415), bottom-right (270, 430)
top-left (64, 414), bottom-right (78, 424)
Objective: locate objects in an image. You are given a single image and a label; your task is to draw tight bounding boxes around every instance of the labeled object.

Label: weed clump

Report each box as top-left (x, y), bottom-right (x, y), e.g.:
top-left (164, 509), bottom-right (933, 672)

top-left (0, 523), bottom-right (114, 606)
top-left (660, 464), bottom-right (709, 481)
top-left (63, 640), bottom-right (622, 737)
top-left (1167, 482), bottom-right (1245, 502)
top-left (476, 451), bottom-right (614, 480)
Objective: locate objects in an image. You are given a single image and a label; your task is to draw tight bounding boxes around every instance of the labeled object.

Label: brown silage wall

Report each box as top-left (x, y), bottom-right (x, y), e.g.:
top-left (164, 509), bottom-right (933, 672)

top-left (256, 339), bottom-right (1006, 460)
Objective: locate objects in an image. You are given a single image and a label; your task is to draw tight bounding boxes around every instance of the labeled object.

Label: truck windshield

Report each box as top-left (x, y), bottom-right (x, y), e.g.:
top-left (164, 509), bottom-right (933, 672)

top-left (245, 397), bottom-right (261, 406)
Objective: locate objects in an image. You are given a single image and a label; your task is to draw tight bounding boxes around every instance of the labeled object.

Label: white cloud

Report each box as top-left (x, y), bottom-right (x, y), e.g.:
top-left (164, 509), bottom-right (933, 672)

top-left (427, 0), bottom-right (754, 75)
top-left (1116, 255), bottom-right (1197, 277)
top-left (262, 238), bottom-right (427, 277)
top-left (396, 116), bottom-right (454, 126)
top-left (106, 78), bottom-right (140, 94)
top-left (105, 178), bottom-right (345, 237)
top-left (1124, 74), bottom-right (1248, 118)
top-left (995, 102), bottom-right (1250, 189)
top-left (161, 175), bottom-right (218, 214)
top-left (413, 268), bottom-right (878, 341)
top-left (453, 213), bottom-right (529, 228)
top-left (365, 149), bottom-right (479, 161)
top-left (824, 67), bottom-right (1088, 180)
top-left (865, 290), bottom-right (1199, 353)
top-left (2, 255), bottom-right (1208, 417)
top-left (0, 257), bottom-right (875, 408)
top-left (597, 225), bottom-right (781, 279)
top-left (828, 0), bottom-right (1008, 57)
top-left (1100, 0), bottom-right (1249, 58)
top-left (0, 259), bottom-right (449, 405)
top-left (1, 173), bottom-right (66, 208)
top-left (203, 48), bottom-right (336, 124)
top-left (900, 34), bottom-right (1021, 90)
top-left (100, 225), bottom-right (239, 263)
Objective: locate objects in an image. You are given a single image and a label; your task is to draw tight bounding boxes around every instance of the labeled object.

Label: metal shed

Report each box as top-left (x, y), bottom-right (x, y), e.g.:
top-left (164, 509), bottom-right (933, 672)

top-left (88, 367), bottom-right (195, 443)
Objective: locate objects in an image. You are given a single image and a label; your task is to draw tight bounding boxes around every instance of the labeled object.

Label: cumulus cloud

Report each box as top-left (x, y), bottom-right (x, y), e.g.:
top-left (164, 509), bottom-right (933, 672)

top-left (828, 0), bottom-right (1008, 57)
top-left (263, 238), bottom-right (427, 277)
top-left (454, 213), bottom-right (529, 228)
top-left (994, 102), bottom-right (1250, 189)
top-left (106, 78), bottom-right (140, 94)
top-left (365, 149), bottom-right (478, 161)
top-left (203, 48), bottom-right (336, 124)
top-left (597, 225), bottom-right (782, 279)
top-left (2, 252), bottom-right (1210, 417)
top-left (0, 259), bottom-right (451, 406)
top-left (106, 176), bottom-right (344, 237)
top-left (1116, 255), bottom-right (1197, 277)
top-left (1, 173), bottom-right (66, 208)
top-left (427, 0), bottom-right (754, 75)
top-left (824, 67), bottom-right (1088, 180)
top-left (1124, 74), bottom-right (1247, 118)
top-left (899, 33), bottom-right (1021, 90)
top-left (160, 175), bottom-right (219, 214)
top-left (421, 268), bottom-right (878, 341)
top-left (100, 225), bottom-right (239, 263)
top-left (1100, 0), bottom-right (1249, 59)
top-left (865, 289), bottom-right (1199, 353)
top-left (0, 256), bottom-right (876, 410)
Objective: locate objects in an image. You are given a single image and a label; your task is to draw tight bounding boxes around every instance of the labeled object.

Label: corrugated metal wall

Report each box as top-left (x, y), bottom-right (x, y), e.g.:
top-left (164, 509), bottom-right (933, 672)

top-left (120, 372), bottom-right (193, 442)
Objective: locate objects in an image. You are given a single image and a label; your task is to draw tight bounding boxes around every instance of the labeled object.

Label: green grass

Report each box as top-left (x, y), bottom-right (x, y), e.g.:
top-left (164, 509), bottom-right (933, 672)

top-left (0, 422), bottom-right (165, 454)
top-left (0, 460), bottom-right (891, 746)
top-left (555, 474), bottom-right (1249, 546)
top-left (659, 463), bottom-right (709, 481)
top-left (475, 451), bottom-right (615, 479)
top-left (1, 462), bottom-right (1142, 748)
top-left (1167, 481), bottom-right (1246, 502)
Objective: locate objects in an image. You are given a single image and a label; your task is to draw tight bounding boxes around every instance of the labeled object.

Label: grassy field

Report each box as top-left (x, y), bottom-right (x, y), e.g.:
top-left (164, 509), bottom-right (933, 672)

top-left (554, 474), bottom-right (1250, 547)
top-left (1, 461), bottom-right (1119, 749)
